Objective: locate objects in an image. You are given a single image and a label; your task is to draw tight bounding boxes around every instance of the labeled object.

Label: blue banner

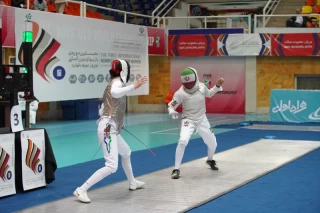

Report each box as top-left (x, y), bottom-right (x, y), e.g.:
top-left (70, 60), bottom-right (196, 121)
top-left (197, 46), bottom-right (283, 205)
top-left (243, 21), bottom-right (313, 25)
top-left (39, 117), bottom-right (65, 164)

top-left (269, 89), bottom-right (320, 123)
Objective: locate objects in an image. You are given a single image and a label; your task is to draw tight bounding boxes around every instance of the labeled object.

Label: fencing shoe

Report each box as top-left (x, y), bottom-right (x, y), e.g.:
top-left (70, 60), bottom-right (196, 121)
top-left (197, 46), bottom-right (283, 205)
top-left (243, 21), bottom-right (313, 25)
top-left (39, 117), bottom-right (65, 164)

top-left (171, 169), bottom-right (180, 179)
top-left (73, 187), bottom-right (91, 203)
top-left (129, 179), bottom-right (145, 190)
top-left (206, 160), bottom-right (219, 170)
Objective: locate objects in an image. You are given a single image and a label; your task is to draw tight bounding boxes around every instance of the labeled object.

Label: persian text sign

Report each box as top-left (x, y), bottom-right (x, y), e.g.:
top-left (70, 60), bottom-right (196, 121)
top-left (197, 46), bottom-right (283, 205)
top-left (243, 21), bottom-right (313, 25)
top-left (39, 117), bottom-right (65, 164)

top-left (271, 33), bottom-right (320, 56)
top-left (269, 89), bottom-right (320, 123)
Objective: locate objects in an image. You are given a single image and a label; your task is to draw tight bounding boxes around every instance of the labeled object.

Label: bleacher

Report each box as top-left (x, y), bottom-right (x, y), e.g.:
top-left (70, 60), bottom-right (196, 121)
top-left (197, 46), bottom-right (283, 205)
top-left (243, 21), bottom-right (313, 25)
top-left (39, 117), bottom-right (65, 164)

top-left (302, 0), bottom-right (320, 27)
top-left (2, 0), bottom-right (178, 26)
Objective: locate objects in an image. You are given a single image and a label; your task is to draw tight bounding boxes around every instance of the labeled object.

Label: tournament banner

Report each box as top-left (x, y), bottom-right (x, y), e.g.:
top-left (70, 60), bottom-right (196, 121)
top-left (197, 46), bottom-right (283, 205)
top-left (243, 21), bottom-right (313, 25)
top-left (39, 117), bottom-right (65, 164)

top-left (271, 33), bottom-right (320, 56)
top-left (269, 89), bottom-right (320, 123)
top-left (170, 57), bottom-right (245, 114)
top-left (147, 27), bottom-right (165, 55)
top-left (21, 129), bottom-right (46, 191)
top-left (15, 9), bottom-right (149, 102)
top-left (168, 28), bottom-right (244, 57)
top-left (0, 6), bottom-right (15, 47)
top-left (0, 133), bottom-right (16, 197)
top-left (217, 33), bottom-right (271, 56)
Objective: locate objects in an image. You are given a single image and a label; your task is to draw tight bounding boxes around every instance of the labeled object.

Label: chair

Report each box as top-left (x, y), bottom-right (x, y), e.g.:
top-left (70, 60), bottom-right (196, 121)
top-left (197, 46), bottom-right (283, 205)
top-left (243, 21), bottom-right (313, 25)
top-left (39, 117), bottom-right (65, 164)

top-left (301, 5), bottom-right (313, 14)
top-left (135, 2), bottom-right (144, 11)
top-left (310, 14), bottom-right (319, 22)
top-left (145, 2), bottom-right (155, 10)
top-left (305, 0), bottom-right (316, 6)
top-left (133, 0), bottom-right (142, 4)
top-left (313, 5), bottom-right (320, 13)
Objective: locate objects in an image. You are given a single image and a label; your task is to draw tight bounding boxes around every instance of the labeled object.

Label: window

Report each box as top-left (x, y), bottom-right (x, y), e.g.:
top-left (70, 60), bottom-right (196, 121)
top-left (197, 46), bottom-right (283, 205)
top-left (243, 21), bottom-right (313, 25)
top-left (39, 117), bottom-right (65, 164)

top-left (295, 74), bottom-right (320, 90)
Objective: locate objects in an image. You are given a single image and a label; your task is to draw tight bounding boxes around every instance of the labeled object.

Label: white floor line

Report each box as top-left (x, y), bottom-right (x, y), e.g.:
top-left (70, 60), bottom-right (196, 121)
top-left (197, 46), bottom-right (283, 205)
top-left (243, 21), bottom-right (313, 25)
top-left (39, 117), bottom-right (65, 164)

top-left (150, 119), bottom-right (232, 134)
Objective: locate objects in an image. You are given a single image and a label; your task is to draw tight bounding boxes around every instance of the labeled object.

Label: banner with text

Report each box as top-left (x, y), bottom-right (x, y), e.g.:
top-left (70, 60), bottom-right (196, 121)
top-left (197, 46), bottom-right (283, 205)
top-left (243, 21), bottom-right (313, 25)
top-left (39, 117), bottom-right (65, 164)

top-left (21, 129), bottom-right (46, 191)
top-left (168, 30), bottom-right (320, 57)
top-left (15, 9), bottom-right (149, 102)
top-left (269, 89), bottom-right (320, 123)
top-left (147, 27), bottom-right (165, 55)
top-left (271, 33), bottom-right (320, 56)
top-left (0, 133), bottom-right (16, 197)
top-left (168, 28), bottom-right (244, 57)
top-left (170, 57), bottom-right (245, 114)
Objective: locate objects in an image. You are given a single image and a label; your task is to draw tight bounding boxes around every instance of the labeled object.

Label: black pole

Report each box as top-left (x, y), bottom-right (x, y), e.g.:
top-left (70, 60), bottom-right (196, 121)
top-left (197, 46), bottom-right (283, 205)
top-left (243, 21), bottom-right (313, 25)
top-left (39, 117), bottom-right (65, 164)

top-left (0, 18), bottom-right (3, 87)
top-left (22, 21), bottom-right (34, 99)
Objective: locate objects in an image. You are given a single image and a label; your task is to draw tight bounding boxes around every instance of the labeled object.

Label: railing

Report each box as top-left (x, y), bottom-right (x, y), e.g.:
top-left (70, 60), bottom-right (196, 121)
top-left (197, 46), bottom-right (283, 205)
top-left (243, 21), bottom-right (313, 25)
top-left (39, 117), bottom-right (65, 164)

top-left (254, 14), bottom-right (320, 32)
top-left (84, 2), bottom-right (151, 23)
top-left (159, 15), bottom-right (252, 33)
top-left (23, 0), bottom-right (320, 33)
top-left (152, 0), bottom-right (180, 25)
top-left (262, 0), bottom-right (281, 27)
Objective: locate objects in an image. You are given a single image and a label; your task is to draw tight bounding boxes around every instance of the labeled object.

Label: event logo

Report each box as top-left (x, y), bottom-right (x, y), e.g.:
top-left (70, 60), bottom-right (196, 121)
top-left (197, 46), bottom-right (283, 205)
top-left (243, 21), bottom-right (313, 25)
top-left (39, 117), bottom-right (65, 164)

top-left (130, 74), bottom-right (135, 82)
top-left (53, 66), bottom-right (66, 80)
top-left (272, 100), bottom-right (307, 114)
top-left (0, 146), bottom-right (12, 182)
top-left (139, 27), bottom-right (144, 34)
top-left (105, 74), bottom-right (110, 82)
top-left (156, 36), bottom-right (160, 47)
top-left (309, 107), bottom-right (320, 120)
top-left (18, 15), bottom-right (62, 83)
top-left (79, 74), bottom-right (87, 83)
top-left (69, 75), bottom-right (77, 84)
top-left (136, 74), bottom-right (141, 81)
top-left (97, 74), bottom-right (104, 83)
top-left (88, 74), bottom-right (95, 83)
top-left (25, 139), bottom-right (43, 174)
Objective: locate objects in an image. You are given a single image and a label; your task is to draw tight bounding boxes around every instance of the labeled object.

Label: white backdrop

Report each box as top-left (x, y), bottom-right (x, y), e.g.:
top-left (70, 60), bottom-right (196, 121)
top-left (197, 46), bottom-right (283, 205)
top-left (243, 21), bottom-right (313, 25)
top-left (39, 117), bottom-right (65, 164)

top-left (15, 9), bottom-right (149, 102)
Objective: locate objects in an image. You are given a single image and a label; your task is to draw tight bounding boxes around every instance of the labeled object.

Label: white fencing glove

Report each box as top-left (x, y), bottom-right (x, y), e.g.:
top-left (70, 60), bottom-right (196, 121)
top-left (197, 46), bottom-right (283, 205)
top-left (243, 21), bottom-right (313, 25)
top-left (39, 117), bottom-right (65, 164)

top-left (168, 108), bottom-right (179, 120)
top-left (99, 103), bottom-right (104, 117)
top-left (171, 112), bottom-right (179, 119)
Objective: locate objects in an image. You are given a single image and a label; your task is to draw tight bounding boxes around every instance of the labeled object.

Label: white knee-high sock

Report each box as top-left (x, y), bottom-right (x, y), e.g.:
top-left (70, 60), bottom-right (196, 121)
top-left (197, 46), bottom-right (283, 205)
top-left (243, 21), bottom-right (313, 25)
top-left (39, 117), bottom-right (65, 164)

top-left (121, 156), bottom-right (135, 183)
top-left (174, 144), bottom-right (186, 170)
top-left (206, 135), bottom-right (217, 161)
top-left (79, 167), bottom-right (112, 192)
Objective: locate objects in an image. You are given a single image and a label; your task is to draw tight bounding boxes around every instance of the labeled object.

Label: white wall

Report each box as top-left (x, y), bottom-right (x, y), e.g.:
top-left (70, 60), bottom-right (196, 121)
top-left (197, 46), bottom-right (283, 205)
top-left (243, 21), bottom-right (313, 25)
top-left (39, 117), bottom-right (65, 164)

top-left (245, 57), bottom-right (257, 114)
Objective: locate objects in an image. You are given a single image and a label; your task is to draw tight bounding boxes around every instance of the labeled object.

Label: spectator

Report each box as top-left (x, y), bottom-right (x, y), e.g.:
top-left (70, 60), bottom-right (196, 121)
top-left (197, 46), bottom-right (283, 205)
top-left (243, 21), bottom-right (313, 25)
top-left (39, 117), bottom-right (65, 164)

top-left (11, 0), bottom-right (26, 8)
top-left (52, 0), bottom-right (66, 14)
top-left (33, 0), bottom-right (48, 11)
top-left (286, 9), bottom-right (312, 28)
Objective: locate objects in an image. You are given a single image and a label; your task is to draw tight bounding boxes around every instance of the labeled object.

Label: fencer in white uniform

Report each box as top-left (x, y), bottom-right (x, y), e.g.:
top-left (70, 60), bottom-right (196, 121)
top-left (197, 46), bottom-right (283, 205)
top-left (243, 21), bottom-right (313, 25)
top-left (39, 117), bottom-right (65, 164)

top-left (168, 67), bottom-right (224, 179)
top-left (74, 59), bottom-right (147, 203)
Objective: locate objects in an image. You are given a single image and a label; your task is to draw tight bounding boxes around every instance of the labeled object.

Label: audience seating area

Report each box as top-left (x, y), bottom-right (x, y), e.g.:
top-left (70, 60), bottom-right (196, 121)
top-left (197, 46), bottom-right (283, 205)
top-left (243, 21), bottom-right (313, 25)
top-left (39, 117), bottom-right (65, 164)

top-left (3, 0), bottom-right (178, 26)
top-left (302, 0), bottom-right (320, 27)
